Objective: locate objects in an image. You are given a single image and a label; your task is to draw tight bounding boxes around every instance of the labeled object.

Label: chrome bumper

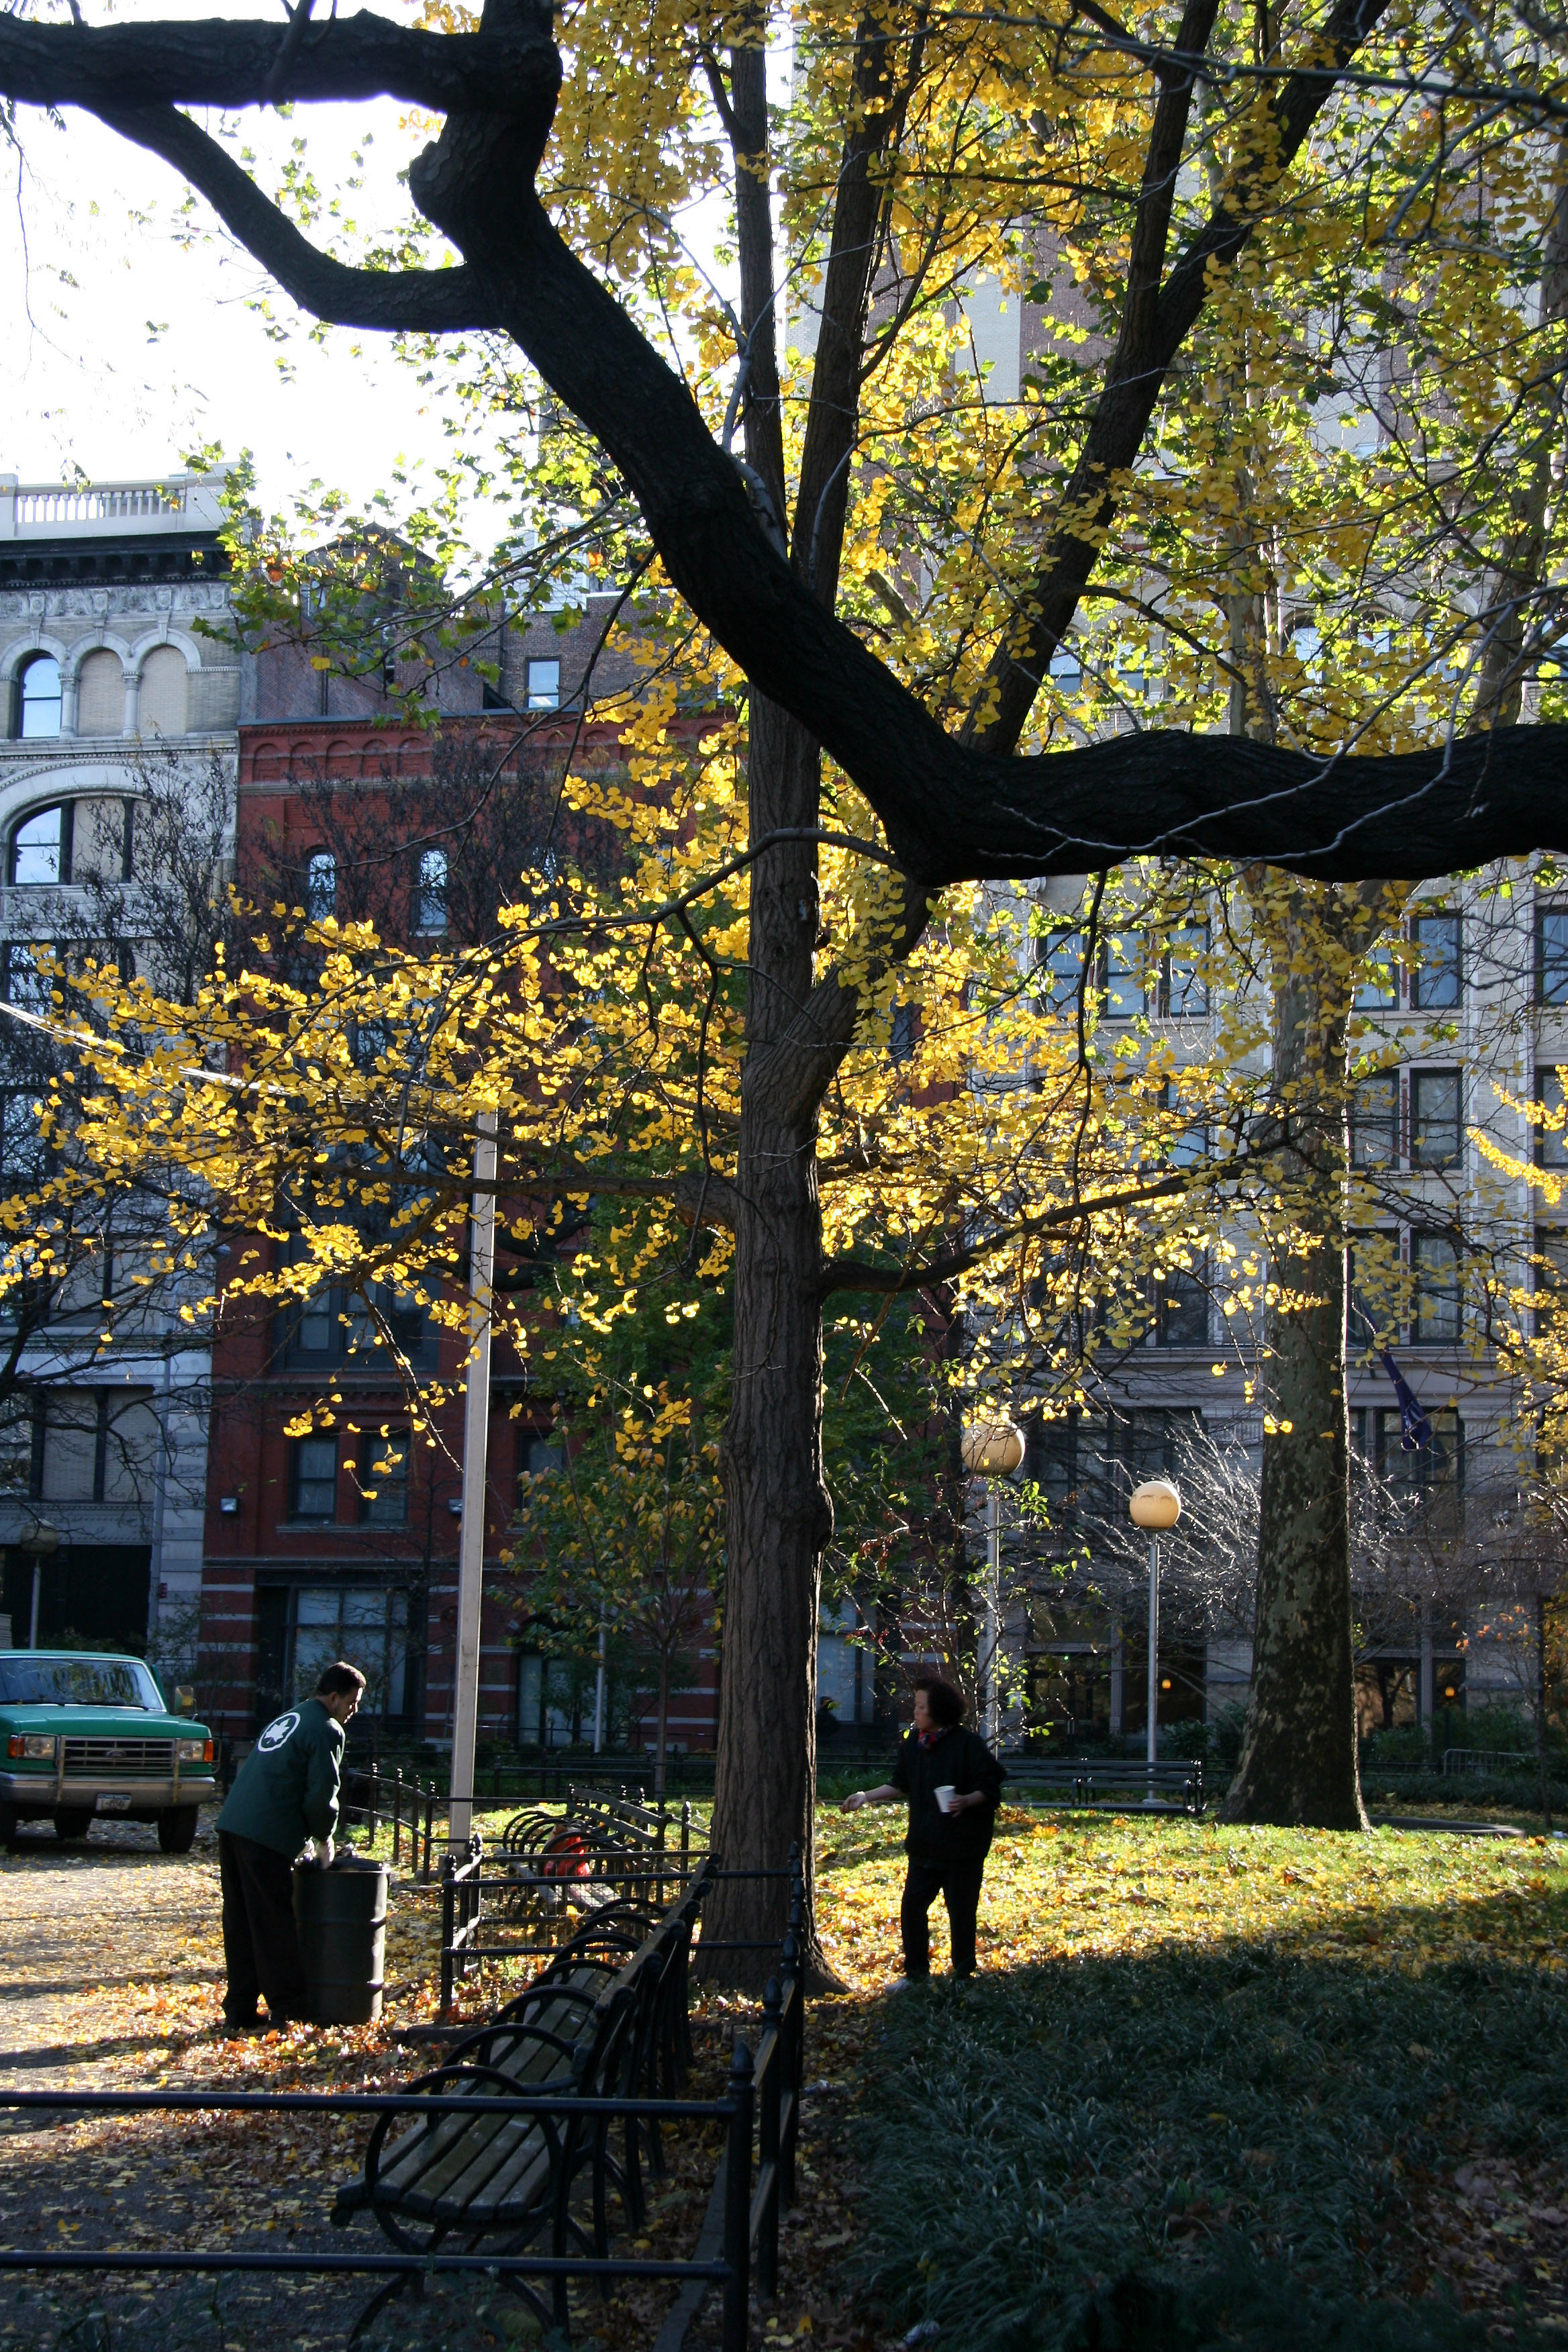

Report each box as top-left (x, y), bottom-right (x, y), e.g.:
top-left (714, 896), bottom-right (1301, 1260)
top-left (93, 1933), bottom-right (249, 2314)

top-left (0, 1771), bottom-right (215, 1809)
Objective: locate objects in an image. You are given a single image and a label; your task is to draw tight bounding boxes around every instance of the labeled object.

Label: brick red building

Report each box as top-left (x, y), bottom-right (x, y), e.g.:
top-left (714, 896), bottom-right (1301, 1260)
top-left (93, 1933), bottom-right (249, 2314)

top-left (195, 673), bottom-right (728, 1757)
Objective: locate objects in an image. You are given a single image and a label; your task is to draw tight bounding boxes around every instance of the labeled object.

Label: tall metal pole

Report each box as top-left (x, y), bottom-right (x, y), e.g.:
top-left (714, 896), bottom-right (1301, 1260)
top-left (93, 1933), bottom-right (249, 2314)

top-left (983, 1481), bottom-right (1001, 1747)
top-left (447, 1108), bottom-right (497, 1851)
top-left (592, 1605), bottom-right (607, 1755)
top-left (1145, 1534), bottom-right (1160, 1771)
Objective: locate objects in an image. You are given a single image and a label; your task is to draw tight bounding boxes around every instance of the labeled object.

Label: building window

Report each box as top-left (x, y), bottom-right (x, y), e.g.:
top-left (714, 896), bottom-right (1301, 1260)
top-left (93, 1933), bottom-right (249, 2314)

top-left (415, 848), bottom-right (448, 936)
top-left (1348, 1228), bottom-right (1401, 1347)
top-left (304, 850), bottom-right (336, 924)
top-left (1102, 934), bottom-right (1146, 1020)
top-left (290, 1436), bottom-right (339, 1522)
top-left (1351, 1073), bottom-right (1399, 1168)
top-left (357, 1432), bottom-right (408, 1525)
top-left (1048, 640), bottom-right (1081, 694)
top-left (516, 1431), bottom-right (562, 1510)
top-left (525, 658), bottom-right (561, 710)
top-left (287, 1584), bottom-right (409, 1716)
top-left (1410, 914), bottom-right (1461, 1010)
top-left (1162, 924), bottom-right (1210, 1017)
top-left (3, 943), bottom-right (53, 1014)
top-left (281, 1234), bottom-right (431, 1370)
top-left (0, 1089), bottom-right (47, 1182)
top-left (75, 650), bottom-right (125, 738)
top-left (1149, 1265), bottom-right (1208, 1346)
top-left (1411, 1232), bottom-right (1461, 1346)
top-left (137, 645), bottom-right (188, 738)
top-left (1354, 942), bottom-right (1400, 1012)
top-left (35, 1387), bottom-right (158, 1504)
top-left (10, 803), bottom-right (70, 888)
top-left (1036, 928), bottom-right (1085, 1014)
top-left (1537, 903), bottom-right (1568, 1006)
top-left (1537, 1067), bottom-right (1568, 1169)
top-left (1409, 1069), bottom-right (1462, 1169)
top-left (1161, 1083), bottom-right (1209, 1168)
top-left (1373, 1405), bottom-right (1462, 1496)
top-left (1534, 1226), bottom-right (1568, 1334)
top-left (15, 655), bottom-right (61, 740)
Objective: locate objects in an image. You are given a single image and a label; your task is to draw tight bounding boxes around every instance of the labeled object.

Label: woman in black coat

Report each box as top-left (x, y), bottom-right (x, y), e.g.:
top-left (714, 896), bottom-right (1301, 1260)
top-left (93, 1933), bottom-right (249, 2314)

top-left (842, 1675), bottom-right (1007, 1986)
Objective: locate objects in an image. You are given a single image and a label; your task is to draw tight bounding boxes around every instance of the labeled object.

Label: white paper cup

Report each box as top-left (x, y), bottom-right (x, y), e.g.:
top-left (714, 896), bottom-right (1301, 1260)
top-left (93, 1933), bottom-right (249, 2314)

top-left (935, 1785), bottom-right (957, 1815)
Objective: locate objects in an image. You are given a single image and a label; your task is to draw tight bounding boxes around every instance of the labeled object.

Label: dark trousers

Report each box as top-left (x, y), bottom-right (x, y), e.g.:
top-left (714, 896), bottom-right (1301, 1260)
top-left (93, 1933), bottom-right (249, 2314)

top-left (901, 1854), bottom-right (986, 1977)
top-left (219, 1830), bottom-right (308, 2024)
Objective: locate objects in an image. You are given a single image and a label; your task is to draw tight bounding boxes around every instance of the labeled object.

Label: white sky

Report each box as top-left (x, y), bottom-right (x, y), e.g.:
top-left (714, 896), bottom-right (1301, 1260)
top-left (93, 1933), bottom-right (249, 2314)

top-left (1, 79), bottom-right (498, 522)
top-left (0, 9), bottom-right (746, 546)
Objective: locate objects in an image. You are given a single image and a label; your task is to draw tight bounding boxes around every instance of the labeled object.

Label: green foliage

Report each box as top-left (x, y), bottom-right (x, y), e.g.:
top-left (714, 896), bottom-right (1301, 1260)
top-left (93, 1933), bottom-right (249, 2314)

top-left (858, 1898), bottom-right (1568, 2349)
top-left (1061, 2255), bottom-right (1491, 2351)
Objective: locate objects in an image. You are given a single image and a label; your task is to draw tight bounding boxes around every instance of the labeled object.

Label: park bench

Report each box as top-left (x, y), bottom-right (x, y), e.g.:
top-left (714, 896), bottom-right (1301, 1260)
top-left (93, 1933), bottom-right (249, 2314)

top-left (493, 1787), bottom-right (699, 1939)
top-left (1003, 1755), bottom-right (1206, 1814)
top-left (332, 1862), bottom-right (709, 2339)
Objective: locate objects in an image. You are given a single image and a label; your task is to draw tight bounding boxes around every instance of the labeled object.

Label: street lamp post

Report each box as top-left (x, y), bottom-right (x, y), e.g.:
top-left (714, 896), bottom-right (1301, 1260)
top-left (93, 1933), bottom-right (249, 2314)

top-left (16, 1514), bottom-right (60, 1651)
top-left (1128, 1479), bottom-right (1181, 1783)
top-left (961, 1419), bottom-right (1025, 1746)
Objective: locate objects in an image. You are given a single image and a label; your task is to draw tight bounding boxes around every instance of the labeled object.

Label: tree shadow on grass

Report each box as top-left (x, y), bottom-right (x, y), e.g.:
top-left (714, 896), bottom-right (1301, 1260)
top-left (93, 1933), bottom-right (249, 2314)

top-left (856, 1881), bottom-right (1568, 2352)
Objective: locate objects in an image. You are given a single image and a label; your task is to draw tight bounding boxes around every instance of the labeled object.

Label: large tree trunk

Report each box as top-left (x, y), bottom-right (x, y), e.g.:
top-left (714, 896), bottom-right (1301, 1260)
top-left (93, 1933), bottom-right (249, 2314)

top-left (701, 700), bottom-right (833, 1980)
top-left (1224, 887), bottom-right (1367, 1828)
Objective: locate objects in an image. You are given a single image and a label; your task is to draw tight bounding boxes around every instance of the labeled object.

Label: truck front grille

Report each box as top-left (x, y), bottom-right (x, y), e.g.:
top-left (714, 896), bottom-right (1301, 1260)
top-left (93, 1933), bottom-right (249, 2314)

top-left (61, 1738), bottom-right (175, 1779)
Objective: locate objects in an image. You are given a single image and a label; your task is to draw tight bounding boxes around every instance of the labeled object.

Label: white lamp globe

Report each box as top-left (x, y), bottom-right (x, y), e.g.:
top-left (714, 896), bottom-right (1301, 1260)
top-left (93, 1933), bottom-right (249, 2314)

top-left (1129, 1478), bottom-right (1181, 1532)
top-left (961, 1419), bottom-right (1025, 1477)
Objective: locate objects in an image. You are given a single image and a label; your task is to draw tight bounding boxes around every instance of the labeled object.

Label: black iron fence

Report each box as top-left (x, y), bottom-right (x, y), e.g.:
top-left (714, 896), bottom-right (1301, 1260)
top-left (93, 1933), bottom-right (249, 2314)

top-left (0, 1858), bottom-right (809, 2351)
top-left (437, 1841), bottom-right (791, 2014)
top-left (339, 1763), bottom-right (440, 1880)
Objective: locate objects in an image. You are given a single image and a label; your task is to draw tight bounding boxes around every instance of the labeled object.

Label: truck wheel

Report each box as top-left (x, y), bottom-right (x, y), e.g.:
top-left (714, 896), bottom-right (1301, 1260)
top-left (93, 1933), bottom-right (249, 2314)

top-left (158, 1806), bottom-right (200, 1855)
top-left (52, 1808), bottom-right (95, 1842)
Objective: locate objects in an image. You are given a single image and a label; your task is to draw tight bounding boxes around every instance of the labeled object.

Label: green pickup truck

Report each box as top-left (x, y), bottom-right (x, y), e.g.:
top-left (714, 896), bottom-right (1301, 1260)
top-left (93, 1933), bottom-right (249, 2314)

top-left (0, 1650), bottom-right (217, 1853)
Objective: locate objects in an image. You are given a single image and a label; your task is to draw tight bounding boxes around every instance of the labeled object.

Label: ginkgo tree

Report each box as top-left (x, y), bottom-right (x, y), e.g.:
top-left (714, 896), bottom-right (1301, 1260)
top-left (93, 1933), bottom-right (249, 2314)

top-left (4, 0), bottom-right (1568, 1963)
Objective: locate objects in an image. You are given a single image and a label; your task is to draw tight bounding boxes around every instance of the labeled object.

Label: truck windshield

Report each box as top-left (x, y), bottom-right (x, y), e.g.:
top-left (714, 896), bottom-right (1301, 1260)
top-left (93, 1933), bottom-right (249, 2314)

top-left (0, 1659), bottom-right (162, 1710)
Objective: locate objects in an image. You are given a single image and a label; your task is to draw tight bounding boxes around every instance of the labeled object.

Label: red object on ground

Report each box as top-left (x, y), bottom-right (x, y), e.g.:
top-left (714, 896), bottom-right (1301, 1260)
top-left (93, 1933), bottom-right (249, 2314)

top-left (542, 1829), bottom-right (592, 1881)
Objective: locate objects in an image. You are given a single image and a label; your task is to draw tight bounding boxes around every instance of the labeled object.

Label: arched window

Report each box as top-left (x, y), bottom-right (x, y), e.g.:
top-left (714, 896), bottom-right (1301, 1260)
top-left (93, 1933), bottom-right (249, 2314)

top-left (305, 850), bottom-right (337, 924)
top-left (9, 803), bottom-right (70, 887)
top-left (416, 848), bottom-right (448, 935)
top-left (138, 645), bottom-right (188, 738)
top-left (75, 649), bottom-right (126, 738)
top-left (16, 656), bottom-right (61, 740)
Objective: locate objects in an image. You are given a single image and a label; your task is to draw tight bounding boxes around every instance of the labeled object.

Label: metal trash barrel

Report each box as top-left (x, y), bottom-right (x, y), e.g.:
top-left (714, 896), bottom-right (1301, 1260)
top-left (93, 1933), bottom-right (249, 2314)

top-left (291, 1853), bottom-right (389, 2025)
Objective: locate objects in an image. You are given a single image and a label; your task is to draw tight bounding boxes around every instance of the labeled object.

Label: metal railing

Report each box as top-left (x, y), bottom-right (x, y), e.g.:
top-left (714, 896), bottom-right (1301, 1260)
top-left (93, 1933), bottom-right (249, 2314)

top-left (0, 2083), bottom-right (769, 2351)
top-left (340, 1763), bottom-right (440, 1880)
top-left (1442, 1746), bottom-right (1530, 1777)
top-left (0, 1859), bottom-right (810, 2351)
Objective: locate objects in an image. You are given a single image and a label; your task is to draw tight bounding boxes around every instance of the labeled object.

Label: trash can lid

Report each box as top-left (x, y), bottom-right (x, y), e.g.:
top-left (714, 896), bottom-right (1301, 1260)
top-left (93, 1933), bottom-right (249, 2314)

top-left (330, 1849), bottom-right (388, 1873)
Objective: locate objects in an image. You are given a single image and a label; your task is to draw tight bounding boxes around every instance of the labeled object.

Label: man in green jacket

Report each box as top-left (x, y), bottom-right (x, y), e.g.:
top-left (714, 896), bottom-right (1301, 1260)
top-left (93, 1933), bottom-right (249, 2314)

top-left (216, 1660), bottom-right (364, 2032)
top-left (842, 1675), bottom-right (1007, 1985)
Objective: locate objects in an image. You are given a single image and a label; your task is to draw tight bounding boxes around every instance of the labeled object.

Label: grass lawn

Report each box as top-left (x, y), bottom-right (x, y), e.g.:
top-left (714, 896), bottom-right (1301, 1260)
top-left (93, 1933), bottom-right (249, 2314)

top-left (812, 1808), bottom-right (1568, 2351)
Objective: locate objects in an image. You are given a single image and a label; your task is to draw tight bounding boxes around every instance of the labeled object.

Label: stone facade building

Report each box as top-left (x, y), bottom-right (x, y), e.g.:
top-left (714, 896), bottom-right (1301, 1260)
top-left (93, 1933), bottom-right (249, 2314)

top-left (0, 469), bottom-right (243, 1675)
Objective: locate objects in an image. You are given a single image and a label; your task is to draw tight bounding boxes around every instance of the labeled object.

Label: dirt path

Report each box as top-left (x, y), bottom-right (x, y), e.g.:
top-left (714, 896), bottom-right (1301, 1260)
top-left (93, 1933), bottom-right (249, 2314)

top-left (0, 1815), bottom-right (226, 2088)
top-left (0, 1811), bottom-right (867, 2352)
top-left (0, 1808), bottom-right (458, 2352)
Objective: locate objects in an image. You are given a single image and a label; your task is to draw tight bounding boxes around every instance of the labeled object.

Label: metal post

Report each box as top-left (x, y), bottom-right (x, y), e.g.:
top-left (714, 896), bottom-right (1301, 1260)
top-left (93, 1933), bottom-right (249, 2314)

top-left (722, 2041), bottom-right (754, 2352)
top-left (439, 1851), bottom-right (456, 2016)
top-left (756, 1977), bottom-right (782, 2298)
top-left (1420, 1597), bottom-right (1434, 1741)
top-left (983, 1481), bottom-right (1001, 1746)
top-left (1146, 1534), bottom-right (1159, 1776)
top-left (779, 1927), bottom-right (801, 2209)
top-left (448, 1108), bottom-right (497, 1851)
top-left (28, 1561), bottom-right (39, 1650)
top-left (593, 1604), bottom-right (607, 1754)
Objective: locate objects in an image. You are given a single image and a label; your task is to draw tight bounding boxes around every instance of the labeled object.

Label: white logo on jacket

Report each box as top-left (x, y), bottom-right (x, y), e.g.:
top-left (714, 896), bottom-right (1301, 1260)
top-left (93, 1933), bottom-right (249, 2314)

top-left (256, 1710), bottom-right (300, 1754)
